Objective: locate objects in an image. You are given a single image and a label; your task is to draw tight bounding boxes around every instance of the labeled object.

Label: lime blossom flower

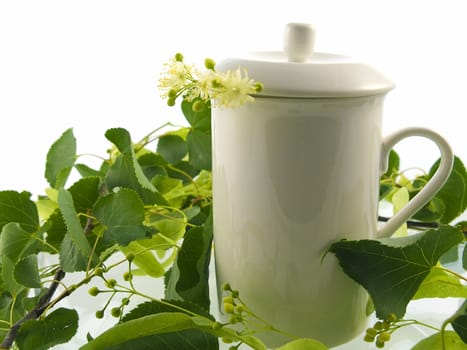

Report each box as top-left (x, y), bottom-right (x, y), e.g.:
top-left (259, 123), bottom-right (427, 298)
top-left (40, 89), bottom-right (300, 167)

top-left (158, 55), bottom-right (196, 100)
top-left (158, 53), bottom-right (263, 109)
top-left (211, 68), bottom-right (261, 109)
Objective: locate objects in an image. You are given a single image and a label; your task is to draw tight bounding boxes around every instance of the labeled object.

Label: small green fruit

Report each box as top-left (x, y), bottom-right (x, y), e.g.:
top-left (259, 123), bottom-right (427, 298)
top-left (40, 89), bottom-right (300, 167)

top-left (211, 322), bottom-right (222, 330)
top-left (376, 339), bottom-right (385, 348)
top-left (123, 271), bottom-right (132, 281)
top-left (110, 307), bottom-right (121, 318)
top-left (378, 332), bottom-right (391, 342)
top-left (223, 302), bottom-right (235, 314)
top-left (105, 279), bottom-right (117, 288)
top-left (88, 286), bottom-right (99, 297)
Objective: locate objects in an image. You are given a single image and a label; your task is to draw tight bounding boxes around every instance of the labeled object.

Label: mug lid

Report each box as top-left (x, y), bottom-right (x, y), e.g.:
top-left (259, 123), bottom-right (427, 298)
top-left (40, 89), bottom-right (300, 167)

top-left (216, 23), bottom-right (395, 98)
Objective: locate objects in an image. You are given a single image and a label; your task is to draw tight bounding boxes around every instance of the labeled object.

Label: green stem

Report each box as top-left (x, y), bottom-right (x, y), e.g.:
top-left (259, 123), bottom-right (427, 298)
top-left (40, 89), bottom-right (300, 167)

top-left (401, 319), bottom-right (440, 332)
top-left (438, 266), bottom-right (467, 283)
top-left (75, 153), bottom-right (108, 162)
top-left (135, 122), bottom-right (185, 150)
top-left (238, 296), bottom-right (298, 341)
top-left (122, 287), bottom-right (200, 317)
top-left (440, 316), bottom-right (455, 350)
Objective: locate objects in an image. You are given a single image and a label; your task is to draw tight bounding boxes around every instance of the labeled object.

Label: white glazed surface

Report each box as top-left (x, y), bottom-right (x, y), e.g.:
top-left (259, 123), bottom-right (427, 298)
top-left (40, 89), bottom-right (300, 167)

top-left (212, 96), bottom-right (384, 347)
top-left (212, 96), bottom-right (453, 348)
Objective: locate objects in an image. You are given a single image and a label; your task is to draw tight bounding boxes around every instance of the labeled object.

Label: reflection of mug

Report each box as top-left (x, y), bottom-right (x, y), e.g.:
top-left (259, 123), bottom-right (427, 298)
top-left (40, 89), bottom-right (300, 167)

top-left (212, 95), bottom-right (453, 347)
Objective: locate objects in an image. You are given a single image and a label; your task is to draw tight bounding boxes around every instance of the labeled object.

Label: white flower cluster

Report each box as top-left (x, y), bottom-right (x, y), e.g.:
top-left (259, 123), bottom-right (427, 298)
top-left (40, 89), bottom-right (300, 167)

top-left (158, 53), bottom-right (263, 109)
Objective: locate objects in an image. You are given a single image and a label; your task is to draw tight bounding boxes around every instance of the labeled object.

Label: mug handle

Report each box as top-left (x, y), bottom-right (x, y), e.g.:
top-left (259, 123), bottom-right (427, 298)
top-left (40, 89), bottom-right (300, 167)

top-left (377, 127), bottom-right (454, 238)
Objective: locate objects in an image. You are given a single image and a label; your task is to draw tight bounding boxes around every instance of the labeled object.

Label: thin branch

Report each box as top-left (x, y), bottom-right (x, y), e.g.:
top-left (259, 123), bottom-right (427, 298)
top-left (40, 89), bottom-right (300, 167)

top-left (0, 269), bottom-right (66, 349)
top-left (378, 216), bottom-right (467, 235)
top-left (378, 216), bottom-right (439, 230)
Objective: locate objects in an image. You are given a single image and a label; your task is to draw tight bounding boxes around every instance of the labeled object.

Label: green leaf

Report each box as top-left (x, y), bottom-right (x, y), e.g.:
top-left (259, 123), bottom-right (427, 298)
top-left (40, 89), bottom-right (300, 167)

top-left (392, 187), bottom-right (409, 237)
top-left (413, 267), bottom-right (467, 299)
top-left (138, 152), bottom-right (168, 179)
top-left (121, 299), bottom-right (213, 323)
top-left (105, 128), bottom-right (158, 193)
top-left (104, 328), bottom-right (218, 350)
top-left (187, 129), bottom-right (212, 171)
top-left (119, 241), bottom-right (165, 277)
top-left (275, 338), bottom-right (328, 350)
top-left (82, 310), bottom-right (264, 350)
top-left (411, 331), bottom-right (466, 350)
top-left (440, 244), bottom-right (459, 265)
top-left (167, 160), bottom-right (200, 184)
top-left (428, 156), bottom-right (467, 223)
top-left (14, 255), bottom-right (41, 288)
top-left (329, 226), bottom-right (463, 319)
top-left (152, 174), bottom-right (183, 195)
top-left (16, 308), bottom-right (78, 350)
top-left (45, 128), bottom-right (77, 188)
top-left (157, 134), bottom-right (188, 164)
top-left (0, 288), bottom-right (28, 339)
top-left (165, 213), bottom-right (213, 310)
top-left (45, 209), bottom-right (67, 250)
top-left (68, 176), bottom-right (101, 214)
top-left (105, 154), bottom-right (167, 206)
top-left (57, 188), bottom-right (92, 258)
top-left (74, 163), bottom-right (103, 178)
top-left (118, 300), bottom-right (218, 350)
top-left (1, 256), bottom-right (24, 294)
top-left (385, 149), bottom-right (400, 176)
top-left (0, 223), bottom-right (32, 262)
top-left (0, 190), bottom-right (39, 233)
top-left (380, 150), bottom-right (400, 199)
top-left (92, 188), bottom-right (147, 246)
top-left (59, 233), bottom-right (88, 272)
top-left (181, 99), bottom-right (211, 132)
top-left (412, 192), bottom-right (446, 222)
top-left (147, 208), bottom-right (187, 242)
top-left (452, 300), bottom-right (467, 343)
top-left (79, 312), bottom-right (199, 350)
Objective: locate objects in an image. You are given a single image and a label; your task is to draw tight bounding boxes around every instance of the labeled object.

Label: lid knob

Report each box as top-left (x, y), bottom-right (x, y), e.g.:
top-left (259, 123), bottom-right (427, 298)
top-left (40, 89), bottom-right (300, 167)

top-left (284, 23), bottom-right (315, 63)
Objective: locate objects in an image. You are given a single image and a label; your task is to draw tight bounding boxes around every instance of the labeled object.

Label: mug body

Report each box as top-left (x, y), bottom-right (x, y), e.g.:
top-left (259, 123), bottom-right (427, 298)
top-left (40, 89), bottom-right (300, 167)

top-left (212, 95), bottom-right (386, 347)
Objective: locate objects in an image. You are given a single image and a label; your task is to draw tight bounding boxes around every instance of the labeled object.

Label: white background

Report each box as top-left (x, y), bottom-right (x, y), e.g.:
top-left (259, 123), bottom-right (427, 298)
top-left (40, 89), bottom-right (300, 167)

top-left (0, 1), bottom-right (466, 349)
top-left (0, 0), bottom-right (466, 196)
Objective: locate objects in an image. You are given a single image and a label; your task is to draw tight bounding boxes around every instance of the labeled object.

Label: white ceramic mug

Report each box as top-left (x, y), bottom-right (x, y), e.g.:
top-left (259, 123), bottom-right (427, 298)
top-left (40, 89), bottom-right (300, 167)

top-left (211, 24), bottom-right (454, 347)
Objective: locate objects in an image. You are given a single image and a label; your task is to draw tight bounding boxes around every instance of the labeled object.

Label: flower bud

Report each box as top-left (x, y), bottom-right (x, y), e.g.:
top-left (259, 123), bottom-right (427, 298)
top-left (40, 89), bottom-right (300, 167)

top-left (167, 98), bottom-right (176, 107)
top-left (212, 79), bottom-right (222, 88)
top-left (254, 82), bottom-right (264, 93)
top-left (168, 89), bottom-right (177, 98)
top-left (386, 313), bottom-right (398, 323)
top-left (211, 321), bottom-right (222, 330)
top-left (110, 307), bottom-right (121, 318)
top-left (222, 296), bottom-right (234, 304)
top-left (123, 271), bottom-right (132, 281)
top-left (88, 286), bottom-right (100, 297)
top-left (105, 278), bottom-right (117, 288)
top-left (192, 100), bottom-right (204, 112)
top-left (174, 53), bottom-right (184, 62)
top-left (223, 302), bottom-right (235, 314)
top-left (204, 58), bottom-right (216, 70)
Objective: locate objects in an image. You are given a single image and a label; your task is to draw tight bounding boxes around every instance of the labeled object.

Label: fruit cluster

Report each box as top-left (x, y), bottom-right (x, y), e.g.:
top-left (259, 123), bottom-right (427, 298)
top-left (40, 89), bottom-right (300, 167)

top-left (364, 313), bottom-right (398, 348)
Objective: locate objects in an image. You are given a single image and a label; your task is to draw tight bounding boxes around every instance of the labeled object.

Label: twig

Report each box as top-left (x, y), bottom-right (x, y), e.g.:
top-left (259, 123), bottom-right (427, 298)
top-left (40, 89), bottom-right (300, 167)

top-left (378, 215), bottom-right (440, 230)
top-left (0, 269), bottom-right (66, 349)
